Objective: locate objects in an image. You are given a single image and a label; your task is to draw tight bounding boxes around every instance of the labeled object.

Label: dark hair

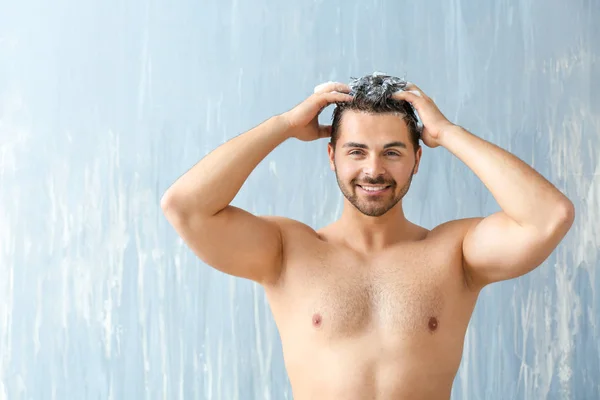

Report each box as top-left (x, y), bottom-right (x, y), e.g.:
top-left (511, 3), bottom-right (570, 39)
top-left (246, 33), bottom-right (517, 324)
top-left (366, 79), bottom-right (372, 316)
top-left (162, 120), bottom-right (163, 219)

top-left (330, 73), bottom-right (421, 152)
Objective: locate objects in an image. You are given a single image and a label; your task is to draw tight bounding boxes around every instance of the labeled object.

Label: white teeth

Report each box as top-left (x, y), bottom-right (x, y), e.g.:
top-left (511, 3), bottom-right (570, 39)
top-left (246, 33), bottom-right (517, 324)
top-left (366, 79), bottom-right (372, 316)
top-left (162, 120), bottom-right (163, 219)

top-left (360, 186), bottom-right (387, 191)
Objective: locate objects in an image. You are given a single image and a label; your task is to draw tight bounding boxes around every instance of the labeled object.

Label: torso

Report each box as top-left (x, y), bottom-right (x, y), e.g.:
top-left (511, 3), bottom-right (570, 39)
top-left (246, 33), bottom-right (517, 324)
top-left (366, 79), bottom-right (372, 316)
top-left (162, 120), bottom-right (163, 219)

top-left (263, 218), bottom-right (482, 400)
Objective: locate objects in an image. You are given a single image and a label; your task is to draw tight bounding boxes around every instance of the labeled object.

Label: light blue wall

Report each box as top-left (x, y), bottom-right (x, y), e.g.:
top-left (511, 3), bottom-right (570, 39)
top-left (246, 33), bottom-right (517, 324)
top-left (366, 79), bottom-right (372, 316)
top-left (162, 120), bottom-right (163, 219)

top-left (0, 0), bottom-right (598, 398)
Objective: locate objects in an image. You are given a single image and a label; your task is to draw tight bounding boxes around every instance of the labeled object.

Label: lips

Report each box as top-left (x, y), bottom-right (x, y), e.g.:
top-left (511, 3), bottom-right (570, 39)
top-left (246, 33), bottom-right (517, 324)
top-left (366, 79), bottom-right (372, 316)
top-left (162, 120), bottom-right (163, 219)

top-left (357, 184), bottom-right (391, 189)
top-left (357, 184), bottom-right (391, 194)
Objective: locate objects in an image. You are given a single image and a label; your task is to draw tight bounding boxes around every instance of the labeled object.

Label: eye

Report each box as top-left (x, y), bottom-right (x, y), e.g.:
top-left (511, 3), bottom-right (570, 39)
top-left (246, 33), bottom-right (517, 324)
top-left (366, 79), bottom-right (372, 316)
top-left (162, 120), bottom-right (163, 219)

top-left (348, 150), bottom-right (400, 156)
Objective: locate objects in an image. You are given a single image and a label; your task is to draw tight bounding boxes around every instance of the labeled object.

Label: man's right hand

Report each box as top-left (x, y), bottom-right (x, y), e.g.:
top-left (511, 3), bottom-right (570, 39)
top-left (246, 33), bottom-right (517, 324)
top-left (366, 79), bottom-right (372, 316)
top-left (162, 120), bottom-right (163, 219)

top-left (282, 82), bottom-right (353, 142)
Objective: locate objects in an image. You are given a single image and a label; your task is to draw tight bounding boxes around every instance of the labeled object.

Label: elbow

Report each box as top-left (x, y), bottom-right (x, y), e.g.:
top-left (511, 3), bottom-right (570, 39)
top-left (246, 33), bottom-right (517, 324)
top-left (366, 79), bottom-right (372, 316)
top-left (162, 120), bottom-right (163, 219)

top-left (160, 190), bottom-right (216, 222)
top-left (558, 200), bottom-right (575, 225)
top-left (549, 200), bottom-right (575, 236)
top-left (160, 191), bottom-right (174, 213)
top-left (160, 191), bottom-right (185, 222)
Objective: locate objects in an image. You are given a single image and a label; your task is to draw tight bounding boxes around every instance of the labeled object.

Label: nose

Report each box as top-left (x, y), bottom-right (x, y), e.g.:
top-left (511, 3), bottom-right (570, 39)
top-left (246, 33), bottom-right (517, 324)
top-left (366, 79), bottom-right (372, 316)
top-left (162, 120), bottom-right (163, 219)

top-left (362, 155), bottom-right (386, 178)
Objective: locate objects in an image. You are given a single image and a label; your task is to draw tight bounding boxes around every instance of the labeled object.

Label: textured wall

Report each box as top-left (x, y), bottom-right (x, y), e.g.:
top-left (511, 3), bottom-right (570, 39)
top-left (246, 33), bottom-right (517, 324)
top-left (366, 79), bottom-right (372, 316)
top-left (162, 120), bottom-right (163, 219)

top-left (0, 0), bottom-right (598, 399)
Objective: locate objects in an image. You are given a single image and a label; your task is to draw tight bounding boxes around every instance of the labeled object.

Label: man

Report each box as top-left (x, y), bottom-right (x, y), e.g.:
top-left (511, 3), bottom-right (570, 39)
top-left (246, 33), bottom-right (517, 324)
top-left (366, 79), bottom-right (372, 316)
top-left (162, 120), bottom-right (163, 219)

top-left (161, 73), bottom-right (575, 399)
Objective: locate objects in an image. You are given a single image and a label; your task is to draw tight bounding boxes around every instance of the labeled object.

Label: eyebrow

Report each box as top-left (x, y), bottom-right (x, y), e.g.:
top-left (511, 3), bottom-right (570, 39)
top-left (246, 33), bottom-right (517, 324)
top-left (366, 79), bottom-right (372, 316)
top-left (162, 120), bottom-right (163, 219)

top-left (341, 141), bottom-right (407, 150)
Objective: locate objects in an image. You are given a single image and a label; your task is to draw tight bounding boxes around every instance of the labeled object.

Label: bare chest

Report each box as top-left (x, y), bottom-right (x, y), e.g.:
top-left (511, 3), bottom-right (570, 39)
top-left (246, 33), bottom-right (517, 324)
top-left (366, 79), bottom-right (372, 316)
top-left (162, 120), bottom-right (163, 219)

top-left (271, 238), bottom-right (470, 340)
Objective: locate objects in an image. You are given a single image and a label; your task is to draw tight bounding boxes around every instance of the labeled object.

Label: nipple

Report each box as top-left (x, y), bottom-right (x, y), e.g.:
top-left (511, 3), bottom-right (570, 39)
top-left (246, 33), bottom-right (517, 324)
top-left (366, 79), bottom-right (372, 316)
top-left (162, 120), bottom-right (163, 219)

top-left (312, 313), bottom-right (322, 327)
top-left (428, 317), bottom-right (438, 332)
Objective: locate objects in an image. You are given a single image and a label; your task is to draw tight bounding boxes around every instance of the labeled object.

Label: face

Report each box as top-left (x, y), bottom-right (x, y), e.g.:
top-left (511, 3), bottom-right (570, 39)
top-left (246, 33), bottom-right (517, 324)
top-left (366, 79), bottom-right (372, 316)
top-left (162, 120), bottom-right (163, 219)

top-left (328, 111), bottom-right (422, 217)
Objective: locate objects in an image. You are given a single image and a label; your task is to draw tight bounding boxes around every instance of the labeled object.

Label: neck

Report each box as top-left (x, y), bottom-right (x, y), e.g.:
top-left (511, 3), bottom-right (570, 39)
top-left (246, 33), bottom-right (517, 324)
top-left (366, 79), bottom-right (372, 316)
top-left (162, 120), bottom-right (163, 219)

top-left (336, 200), bottom-right (414, 254)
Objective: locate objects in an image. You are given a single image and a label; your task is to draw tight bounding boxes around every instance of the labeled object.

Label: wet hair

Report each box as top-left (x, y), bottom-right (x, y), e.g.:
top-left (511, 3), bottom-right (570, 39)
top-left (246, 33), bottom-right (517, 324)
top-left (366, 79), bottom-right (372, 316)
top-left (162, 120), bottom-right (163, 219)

top-left (330, 72), bottom-right (421, 153)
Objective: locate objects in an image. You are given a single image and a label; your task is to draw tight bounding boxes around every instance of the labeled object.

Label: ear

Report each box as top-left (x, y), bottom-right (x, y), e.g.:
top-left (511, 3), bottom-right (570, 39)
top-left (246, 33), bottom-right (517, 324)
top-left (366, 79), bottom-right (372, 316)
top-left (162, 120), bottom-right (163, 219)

top-left (327, 142), bottom-right (336, 171)
top-left (413, 146), bottom-right (423, 174)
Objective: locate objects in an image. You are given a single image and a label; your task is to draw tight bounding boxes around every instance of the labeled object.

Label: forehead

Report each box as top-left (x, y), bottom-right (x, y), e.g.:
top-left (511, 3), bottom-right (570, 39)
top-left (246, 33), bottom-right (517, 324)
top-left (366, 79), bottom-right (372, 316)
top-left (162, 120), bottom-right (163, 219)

top-left (338, 110), bottom-right (411, 144)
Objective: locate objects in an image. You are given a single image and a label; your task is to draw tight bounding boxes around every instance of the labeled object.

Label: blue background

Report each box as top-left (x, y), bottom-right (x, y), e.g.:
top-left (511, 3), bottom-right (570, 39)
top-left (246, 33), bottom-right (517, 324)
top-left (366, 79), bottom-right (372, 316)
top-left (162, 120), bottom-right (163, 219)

top-left (0, 0), bottom-right (598, 398)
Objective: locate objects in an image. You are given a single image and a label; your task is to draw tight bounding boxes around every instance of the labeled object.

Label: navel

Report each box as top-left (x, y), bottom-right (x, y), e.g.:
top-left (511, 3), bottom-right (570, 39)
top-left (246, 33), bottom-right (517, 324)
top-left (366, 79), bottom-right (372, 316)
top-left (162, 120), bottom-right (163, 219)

top-left (428, 316), bottom-right (438, 332)
top-left (312, 313), bottom-right (323, 327)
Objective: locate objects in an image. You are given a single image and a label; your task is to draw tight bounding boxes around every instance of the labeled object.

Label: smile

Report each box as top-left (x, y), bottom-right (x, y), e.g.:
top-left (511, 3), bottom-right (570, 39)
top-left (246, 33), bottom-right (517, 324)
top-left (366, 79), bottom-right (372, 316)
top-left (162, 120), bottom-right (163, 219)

top-left (357, 185), bottom-right (391, 194)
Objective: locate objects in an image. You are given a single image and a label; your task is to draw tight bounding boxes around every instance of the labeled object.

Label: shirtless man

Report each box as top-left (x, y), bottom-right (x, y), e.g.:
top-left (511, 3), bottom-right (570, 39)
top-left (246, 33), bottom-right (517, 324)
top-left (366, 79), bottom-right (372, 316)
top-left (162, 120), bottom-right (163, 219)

top-left (160, 73), bottom-right (575, 399)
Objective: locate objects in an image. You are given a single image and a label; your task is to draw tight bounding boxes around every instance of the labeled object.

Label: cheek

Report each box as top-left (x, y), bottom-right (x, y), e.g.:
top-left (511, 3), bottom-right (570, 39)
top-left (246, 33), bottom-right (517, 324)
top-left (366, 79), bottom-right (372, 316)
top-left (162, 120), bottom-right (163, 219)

top-left (396, 166), bottom-right (412, 180)
top-left (394, 157), bottom-right (415, 173)
top-left (334, 163), bottom-right (358, 183)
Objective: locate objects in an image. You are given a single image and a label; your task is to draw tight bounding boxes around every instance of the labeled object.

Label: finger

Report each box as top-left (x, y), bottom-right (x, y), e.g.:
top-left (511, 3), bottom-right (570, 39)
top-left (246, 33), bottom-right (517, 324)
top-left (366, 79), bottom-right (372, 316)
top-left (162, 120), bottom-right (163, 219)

top-left (407, 90), bottom-right (424, 98)
top-left (391, 90), bottom-right (423, 105)
top-left (404, 82), bottom-right (429, 99)
top-left (313, 81), bottom-right (352, 95)
top-left (314, 91), bottom-right (354, 108)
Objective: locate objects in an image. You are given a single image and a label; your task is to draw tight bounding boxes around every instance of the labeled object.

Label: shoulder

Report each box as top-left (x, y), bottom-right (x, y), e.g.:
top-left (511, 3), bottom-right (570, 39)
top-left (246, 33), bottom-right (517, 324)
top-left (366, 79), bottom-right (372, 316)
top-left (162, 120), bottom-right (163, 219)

top-left (424, 218), bottom-right (485, 290)
top-left (262, 216), bottom-right (319, 233)
top-left (427, 217), bottom-right (484, 241)
top-left (261, 216), bottom-right (322, 244)
top-left (421, 218), bottom-right (485, 261)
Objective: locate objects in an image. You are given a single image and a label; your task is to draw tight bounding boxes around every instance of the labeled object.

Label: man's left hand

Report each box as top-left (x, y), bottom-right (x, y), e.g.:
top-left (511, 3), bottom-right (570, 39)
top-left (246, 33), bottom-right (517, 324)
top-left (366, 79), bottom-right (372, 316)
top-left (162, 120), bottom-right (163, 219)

top-left (391, 83), bottom-right (455, 148)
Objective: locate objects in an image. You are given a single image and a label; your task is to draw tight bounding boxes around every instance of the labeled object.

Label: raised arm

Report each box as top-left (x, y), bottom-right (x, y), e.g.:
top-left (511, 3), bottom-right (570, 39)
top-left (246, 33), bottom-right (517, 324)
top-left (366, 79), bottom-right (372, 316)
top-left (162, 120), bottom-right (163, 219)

top-left (161, 83), bottom-right (353, 285)
top-left (161, 115), bottom-right (291, 284)
top-left (440, 126), bottom-right (574, 288)
top-left (393, 84), bottom-right (575, 289)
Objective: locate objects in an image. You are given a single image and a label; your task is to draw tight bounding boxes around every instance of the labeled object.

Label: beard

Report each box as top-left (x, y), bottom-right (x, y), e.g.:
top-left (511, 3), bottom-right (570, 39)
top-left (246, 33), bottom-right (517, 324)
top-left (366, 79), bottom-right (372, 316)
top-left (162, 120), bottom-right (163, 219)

top-left (334, 163), bottom-right (416, 217)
